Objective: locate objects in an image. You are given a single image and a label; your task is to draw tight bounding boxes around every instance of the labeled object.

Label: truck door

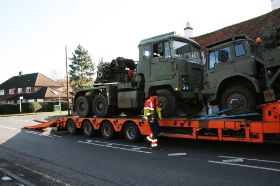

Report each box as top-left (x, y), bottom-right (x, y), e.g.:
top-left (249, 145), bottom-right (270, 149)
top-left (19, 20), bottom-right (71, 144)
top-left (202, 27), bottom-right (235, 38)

top-left (150, 42), bottom-right (174, 81)
top-left (204, 46), bottom-right (235, 92)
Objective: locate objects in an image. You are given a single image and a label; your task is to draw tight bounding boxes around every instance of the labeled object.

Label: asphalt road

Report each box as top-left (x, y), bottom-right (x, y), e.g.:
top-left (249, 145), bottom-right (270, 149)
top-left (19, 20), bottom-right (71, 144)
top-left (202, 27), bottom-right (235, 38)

top-left (0, 114), bottom-right (280, 186)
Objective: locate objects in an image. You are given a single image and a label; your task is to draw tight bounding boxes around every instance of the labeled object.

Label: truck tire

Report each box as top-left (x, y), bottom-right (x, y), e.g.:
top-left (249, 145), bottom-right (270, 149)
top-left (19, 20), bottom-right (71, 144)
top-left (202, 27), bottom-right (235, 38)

top-left (82, 120), bottom-right (94, 137)
top-left (67, 119), bottom-right (78, 135)
top-left (92, 95), bottom-right (109, 117)
top-left (220, 86), bottom-right (256, 115)
top-left (76, 96), bottom-right (92, 118)
top-left (100, 121), bottom-right (115, 140)
top-left (123, 122), bottom-right (141, 142)
top-left (157, 89), bottom-right (176, 117)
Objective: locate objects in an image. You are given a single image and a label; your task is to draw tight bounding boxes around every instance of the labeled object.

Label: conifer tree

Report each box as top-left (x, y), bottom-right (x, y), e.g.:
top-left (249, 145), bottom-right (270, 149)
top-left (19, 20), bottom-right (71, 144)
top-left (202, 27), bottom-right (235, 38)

top-left (69, 45), bottom-right (95, 93)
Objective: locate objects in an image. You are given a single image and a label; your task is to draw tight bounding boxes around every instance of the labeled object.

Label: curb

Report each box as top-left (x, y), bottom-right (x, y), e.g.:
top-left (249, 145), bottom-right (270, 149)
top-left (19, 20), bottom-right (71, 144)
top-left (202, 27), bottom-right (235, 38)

top-left (0, 167), bottom-right (35, 186)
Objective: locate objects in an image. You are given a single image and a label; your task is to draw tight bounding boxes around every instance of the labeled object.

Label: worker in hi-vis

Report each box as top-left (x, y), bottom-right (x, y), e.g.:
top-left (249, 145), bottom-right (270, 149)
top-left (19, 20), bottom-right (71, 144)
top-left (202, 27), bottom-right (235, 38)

top-left (143, 94), bottom-right (162, 149)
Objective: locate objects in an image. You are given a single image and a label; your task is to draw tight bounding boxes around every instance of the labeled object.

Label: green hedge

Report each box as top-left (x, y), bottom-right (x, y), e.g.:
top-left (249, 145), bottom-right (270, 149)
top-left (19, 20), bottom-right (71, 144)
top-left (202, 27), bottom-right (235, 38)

top-left (0, 102), bottom-right (69, 115)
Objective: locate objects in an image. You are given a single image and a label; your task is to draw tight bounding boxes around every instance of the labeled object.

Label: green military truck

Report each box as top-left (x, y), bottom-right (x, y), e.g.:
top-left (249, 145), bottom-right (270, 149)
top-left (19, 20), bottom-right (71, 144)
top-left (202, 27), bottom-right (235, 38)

top-left (73, 32), bottom-right (204, 118)
top-left (203, 27), bottom-right (280, 114)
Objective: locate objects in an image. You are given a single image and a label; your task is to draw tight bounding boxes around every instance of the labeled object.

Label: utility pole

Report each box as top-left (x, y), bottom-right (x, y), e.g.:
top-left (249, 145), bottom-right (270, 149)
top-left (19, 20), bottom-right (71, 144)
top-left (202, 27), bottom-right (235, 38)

top-left (65, 45), bottom-right (70, 116)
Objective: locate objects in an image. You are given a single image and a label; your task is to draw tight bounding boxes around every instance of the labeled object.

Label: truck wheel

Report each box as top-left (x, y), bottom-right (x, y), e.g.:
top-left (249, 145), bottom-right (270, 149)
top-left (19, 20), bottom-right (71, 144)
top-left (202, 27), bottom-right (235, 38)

top-left (92, 95), bottom-right (109, 117)
top-left (123, 122), bottom-right (141, 142)
top-left (76, 96), bottom-right (92, 118)
top-left (220, 86), bottom-right (256, 115)
top-left (157, 89), bottom-right (176, 117)
top-left (67, 119), bottom-right (78, 135)
top-left (82, 120), bottom-right (94, 137)
top-left (100, 121), bottom-right (115, 140)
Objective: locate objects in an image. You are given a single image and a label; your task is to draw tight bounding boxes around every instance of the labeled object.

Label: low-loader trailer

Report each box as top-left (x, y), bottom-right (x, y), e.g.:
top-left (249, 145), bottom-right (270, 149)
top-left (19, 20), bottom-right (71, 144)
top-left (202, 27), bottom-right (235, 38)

top-left (25, 101), bottom-right (280, 143)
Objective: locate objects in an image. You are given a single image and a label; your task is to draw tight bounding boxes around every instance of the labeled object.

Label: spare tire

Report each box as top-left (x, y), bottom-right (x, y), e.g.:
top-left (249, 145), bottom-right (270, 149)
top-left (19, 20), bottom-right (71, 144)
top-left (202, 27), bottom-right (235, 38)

top-left (76, 96), bottom-right (92, 118)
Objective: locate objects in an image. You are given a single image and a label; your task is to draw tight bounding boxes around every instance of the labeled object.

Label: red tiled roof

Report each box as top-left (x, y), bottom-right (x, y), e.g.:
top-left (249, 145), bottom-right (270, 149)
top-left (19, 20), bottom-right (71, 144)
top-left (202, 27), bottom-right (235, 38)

top-left (194, 8), bottom-right (280, 49)
top-left (0, 73), bottom-right (61, 89)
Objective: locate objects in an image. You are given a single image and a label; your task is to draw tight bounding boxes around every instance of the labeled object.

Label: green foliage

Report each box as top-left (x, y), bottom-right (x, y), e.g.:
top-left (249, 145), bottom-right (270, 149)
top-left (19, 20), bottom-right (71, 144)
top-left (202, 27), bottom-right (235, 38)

top-left (0, 104), bottom-right (19, 114)
top-left (69, 45), bottom-right (95, 93)
top-left (0, 102), bottom-right (69, 115)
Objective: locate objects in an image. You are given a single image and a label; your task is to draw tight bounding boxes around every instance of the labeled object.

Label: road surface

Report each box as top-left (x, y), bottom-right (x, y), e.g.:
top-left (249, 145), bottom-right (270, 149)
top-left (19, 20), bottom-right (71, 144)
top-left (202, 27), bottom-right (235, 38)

top-left (0, 114), bottom-right (280, 185)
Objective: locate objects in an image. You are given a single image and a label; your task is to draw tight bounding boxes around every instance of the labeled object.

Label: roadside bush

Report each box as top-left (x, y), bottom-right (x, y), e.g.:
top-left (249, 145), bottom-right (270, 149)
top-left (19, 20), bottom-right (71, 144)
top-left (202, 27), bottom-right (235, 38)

top-left (0, 101), bottom-right (69, 115)
top-left (0, 104), bottom-right (19, 114)
top-left (22, 102), bottom-right (42, 113)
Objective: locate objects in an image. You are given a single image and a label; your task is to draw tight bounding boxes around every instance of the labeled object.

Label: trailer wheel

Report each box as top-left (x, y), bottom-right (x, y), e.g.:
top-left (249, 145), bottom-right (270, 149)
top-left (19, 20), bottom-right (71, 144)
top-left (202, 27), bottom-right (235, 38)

top-left (67, 119), bottom-right (78, 135)
top-left (220, 85), bottom-right (256, 115)
top-left (76, 96), bottom-right (92, 118)
top-left (82, 120), bottom-right (94, 137)
top-left (157, 89), bottom-right (176, 117)
top-left (92, 95), bottom-right (109, 117)
top-left (123, 122), bottom-right (141, 142)
top-left (100, 121), bottom-right (115, 140)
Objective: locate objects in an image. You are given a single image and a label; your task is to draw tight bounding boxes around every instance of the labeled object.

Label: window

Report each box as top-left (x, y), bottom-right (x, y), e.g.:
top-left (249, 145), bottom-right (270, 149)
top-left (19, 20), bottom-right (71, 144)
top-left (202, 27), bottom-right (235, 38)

top-left (164, 42), bottom-right (171, 58)
top-left (153, 43), bottom-right (164, 57)
top-left (0, 90), bottom-right (4, 96)
top-left (26, 87), bottom-right (32, 93)
top-left (143, 46), bottom-right (151, 58)
top-left (9, 88), bottom-right (15, 95)
top-left (208, 47), bottom-right (231, 69)
top-left (171, 40), bottom-right (202, 64)
top-left (234, 43), bottom-right (246, 57)
top-left (18, 88), bottom-right (23, 94)
top-left (209, 51), bottom-right (219, 69)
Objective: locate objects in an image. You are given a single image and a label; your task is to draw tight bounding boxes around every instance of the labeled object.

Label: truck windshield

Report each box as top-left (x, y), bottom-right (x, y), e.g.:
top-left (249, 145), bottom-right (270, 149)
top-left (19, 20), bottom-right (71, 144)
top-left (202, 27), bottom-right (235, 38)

top-left (171, 40), bottom-right (202, 64)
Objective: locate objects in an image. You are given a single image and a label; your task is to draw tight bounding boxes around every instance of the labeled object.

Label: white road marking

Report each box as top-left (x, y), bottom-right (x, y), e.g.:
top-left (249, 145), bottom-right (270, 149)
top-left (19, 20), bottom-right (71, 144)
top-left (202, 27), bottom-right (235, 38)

top-left (222, 158), bottom-right (244, 163)
top-left (90, 140), bottom-right (152, 149)
top-left (0, 126), bottom-right (18, 130)
top-left (219, 155), bottom-right (280, 164)
top-left (25, 131), bottom-right (62, 138)
top-left (208, 160), bottom-right (280, 172)
top-left (168, 153), bottom-right (187, 157)
top-left (78, 140), bottom-right (152, 154)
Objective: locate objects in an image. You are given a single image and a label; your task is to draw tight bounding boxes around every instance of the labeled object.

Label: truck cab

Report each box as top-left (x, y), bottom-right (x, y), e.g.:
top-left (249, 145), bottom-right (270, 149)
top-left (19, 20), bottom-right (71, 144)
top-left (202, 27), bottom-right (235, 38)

top-left (203, 36), bottom-right (266, 114)
top-left (137, 32), bottom-right (203, 116)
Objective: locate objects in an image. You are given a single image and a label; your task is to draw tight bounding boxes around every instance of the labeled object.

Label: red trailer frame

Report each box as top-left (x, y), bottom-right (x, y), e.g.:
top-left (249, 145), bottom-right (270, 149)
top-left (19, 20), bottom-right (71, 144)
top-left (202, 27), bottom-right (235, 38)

top-left (24, 102), bottom-right (280, 143)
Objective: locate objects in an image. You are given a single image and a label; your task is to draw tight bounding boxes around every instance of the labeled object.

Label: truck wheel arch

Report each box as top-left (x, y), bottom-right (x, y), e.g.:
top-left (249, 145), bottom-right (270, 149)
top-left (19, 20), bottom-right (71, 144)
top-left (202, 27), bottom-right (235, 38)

top-left (215, 75), bottom-right (261, 103)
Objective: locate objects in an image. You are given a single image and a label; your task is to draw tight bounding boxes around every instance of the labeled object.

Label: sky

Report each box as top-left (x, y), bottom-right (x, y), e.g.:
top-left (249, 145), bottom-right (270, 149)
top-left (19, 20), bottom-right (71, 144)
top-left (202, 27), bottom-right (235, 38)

top-left (0, 0), bottom-right (272, 83)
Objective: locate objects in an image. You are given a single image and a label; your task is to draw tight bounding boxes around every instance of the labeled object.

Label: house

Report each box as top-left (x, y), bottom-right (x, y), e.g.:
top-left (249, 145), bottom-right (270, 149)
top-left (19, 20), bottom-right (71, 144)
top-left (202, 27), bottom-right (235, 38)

top-left (0, 72), bottom-right (67, 104)
top-left (194, 8), bottom-right (280, 49)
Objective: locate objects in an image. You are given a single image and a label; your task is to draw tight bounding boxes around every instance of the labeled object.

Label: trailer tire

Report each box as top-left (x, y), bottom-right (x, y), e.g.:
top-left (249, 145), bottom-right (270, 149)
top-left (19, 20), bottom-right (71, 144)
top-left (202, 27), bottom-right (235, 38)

top-left (82, 120), bottom-right (94, 137)
top-left (220, 85), bottom-right (256, 115)
top-left (76, 96), bottom-right (92, 118)
top-left (67, 119), bottom-right (78, 135)
top-left (123, 122), bottom-right (141, 142)
top-left (100, 121), bottom-right (115, 140)
top-left (92, 95), bottom-right (109, 117)
top-left (157, 89), bottom-right (176, 117)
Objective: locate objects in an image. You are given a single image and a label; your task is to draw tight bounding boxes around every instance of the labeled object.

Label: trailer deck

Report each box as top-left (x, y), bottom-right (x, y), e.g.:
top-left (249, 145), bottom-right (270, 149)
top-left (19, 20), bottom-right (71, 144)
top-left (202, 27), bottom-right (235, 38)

top-left (24, 102), bottom-right (280, 143)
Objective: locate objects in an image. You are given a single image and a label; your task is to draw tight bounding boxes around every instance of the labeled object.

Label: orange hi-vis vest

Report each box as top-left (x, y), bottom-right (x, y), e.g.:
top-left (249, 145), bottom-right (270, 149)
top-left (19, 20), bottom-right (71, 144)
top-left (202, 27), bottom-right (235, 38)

top-left (143, 96), bottom-right (162, 120)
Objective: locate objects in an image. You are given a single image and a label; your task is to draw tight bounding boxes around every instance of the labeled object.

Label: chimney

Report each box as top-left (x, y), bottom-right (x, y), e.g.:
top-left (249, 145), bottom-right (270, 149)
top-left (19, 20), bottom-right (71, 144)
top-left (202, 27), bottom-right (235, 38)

top-left (19, 71), bottom-right (23, 76)
top-left (271, 0), bottom-right (280, 10)
top-left (184, 22), bottom-right (193, 38)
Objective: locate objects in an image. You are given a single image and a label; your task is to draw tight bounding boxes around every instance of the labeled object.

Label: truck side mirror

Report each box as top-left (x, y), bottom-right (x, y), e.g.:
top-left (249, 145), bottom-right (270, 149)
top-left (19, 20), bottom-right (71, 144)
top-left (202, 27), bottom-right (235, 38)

top-left (218, 50), bottom-right (229, 62)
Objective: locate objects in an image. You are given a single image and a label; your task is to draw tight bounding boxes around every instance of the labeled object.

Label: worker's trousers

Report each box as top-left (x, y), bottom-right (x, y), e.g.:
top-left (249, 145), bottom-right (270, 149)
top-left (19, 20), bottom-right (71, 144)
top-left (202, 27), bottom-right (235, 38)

top-left (147, 117), bottom-right (160, 147)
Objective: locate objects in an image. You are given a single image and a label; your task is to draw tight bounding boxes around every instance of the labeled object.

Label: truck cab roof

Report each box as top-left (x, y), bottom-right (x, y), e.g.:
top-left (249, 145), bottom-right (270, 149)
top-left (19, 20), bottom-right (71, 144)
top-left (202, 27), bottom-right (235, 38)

top-left (205, 35), bottom-right (253, 50)
top-left (138, 32), bottom-right (200, 48)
